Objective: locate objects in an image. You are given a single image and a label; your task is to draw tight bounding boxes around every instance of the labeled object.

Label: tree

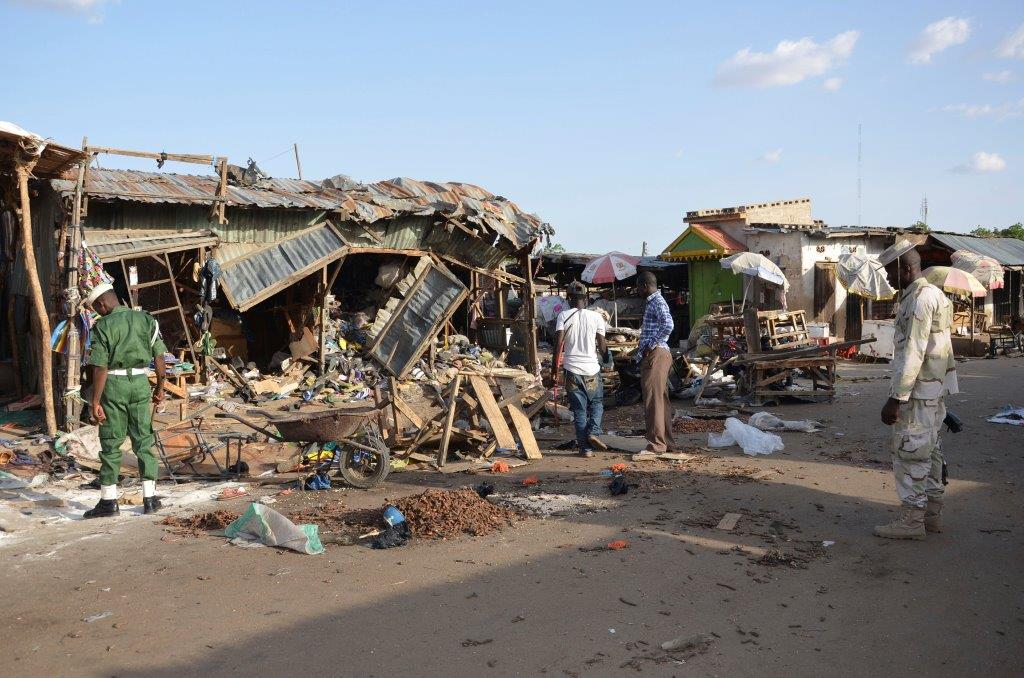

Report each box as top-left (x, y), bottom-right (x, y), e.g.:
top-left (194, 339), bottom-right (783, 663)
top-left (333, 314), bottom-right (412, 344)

top-left (542, 242), bottom-right (566, 253)
top-left (909, 220), bottom-right (930, 232)
top-left (970, 223), bottom-right (1024, 240)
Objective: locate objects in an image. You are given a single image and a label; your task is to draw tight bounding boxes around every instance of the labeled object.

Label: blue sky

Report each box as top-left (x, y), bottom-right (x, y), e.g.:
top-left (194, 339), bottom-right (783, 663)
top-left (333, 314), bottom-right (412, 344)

top-left (4, 1), bottom-right (1023, 252)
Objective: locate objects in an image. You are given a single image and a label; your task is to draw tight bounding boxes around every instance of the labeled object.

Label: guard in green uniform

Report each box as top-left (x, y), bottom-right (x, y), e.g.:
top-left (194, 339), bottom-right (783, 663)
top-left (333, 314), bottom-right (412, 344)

top-left (83, 284), bottom-right (167, 518)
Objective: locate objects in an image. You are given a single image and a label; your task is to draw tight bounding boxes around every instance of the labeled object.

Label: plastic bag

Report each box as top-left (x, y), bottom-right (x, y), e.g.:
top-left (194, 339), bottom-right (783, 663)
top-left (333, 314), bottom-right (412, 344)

top-left (224, 503), bottom-right (324, 554)
top-left (707, 417), bottom-right (784, 456)
top-left (748, 411), bottom-right (821, 433)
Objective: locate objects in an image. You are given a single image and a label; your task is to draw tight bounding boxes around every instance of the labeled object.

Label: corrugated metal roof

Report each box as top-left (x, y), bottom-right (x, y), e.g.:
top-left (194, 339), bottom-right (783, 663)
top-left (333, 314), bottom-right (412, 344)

top-left (84, 229), bottom-right (218, 262)
top-left (214, 224), bottom-right (348, 311)
top-left (930, 232), bottom-right (1024, 267)
top-left (690, 224), bottom-right (746, 252)
top-left (0, 122), bottom-right (86, 178)
top-left (51, 168), bottom-right (546, 250)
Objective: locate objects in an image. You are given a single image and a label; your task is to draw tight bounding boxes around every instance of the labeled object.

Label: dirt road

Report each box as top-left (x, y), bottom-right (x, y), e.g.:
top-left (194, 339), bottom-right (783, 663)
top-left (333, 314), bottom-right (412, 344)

top-left (3, 358), bottom-right (1022, 676)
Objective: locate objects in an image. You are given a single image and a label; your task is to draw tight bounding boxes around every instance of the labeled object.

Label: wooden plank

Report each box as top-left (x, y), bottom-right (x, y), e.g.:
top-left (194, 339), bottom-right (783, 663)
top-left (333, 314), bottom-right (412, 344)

top-left (468, 375), bottom-right (517, 449)
top-left (392, 392), bottom-right (425, 429)
top-left (497, 378), bottom-right (542, 460)
top-left (716, 512), bottom-right (743, 531)
top-left (523, 391), bottom-right (551, 419)
top-left (437, 374), bottom-right (462, 468)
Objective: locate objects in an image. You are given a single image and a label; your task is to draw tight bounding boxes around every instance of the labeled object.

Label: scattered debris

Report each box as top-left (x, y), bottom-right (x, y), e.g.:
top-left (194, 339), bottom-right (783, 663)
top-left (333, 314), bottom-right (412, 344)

top-left (162, 510), bottom-right (240, 537)
top-left (716, 512), bottom-right (743, 531)
top-left (987, 405), bottom-right (1024, 426)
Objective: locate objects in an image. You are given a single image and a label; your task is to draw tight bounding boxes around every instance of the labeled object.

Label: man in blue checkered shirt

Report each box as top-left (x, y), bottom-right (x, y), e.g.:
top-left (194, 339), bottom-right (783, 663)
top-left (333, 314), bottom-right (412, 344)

top-left (635, 271), bottom-right (676, 452)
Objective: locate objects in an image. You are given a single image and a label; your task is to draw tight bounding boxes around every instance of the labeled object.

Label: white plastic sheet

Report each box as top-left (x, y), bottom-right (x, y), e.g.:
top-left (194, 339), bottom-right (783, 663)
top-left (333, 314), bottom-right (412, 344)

top-left (748, 411), bottom-right (822, 433)
top-left (708, 417), bottom-right (784, 456)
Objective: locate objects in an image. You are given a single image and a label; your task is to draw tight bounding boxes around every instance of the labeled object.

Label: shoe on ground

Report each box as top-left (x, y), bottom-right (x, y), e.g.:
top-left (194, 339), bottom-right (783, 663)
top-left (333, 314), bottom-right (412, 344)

top-left (924, 499), bottom-right (943, 533)
top-left (874, 507), bottom-right (926, 540)
top-left (143, 497), bottom-right (163, 515)
top-left (83, 498), bottom-right (120, 519)
top-left (588, 435), bottom-right (608, 451)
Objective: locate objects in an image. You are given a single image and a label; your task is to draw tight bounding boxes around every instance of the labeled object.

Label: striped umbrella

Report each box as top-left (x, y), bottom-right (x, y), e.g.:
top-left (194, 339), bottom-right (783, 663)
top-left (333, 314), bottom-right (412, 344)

top-left (581, 251), bottom-right (640, 284)
top-left (951, 250), bottom-right (1004, 289)
top-left (923, 266), bottom-right (987, 298)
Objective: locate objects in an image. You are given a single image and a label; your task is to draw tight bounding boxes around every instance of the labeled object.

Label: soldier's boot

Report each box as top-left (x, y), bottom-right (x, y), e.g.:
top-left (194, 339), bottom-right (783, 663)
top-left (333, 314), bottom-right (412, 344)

top-left (924, 499), bottom-right (943, 533)
top-left (143, 497), bottom-right (162, 515)
top-left (873, 507), bottom-right (926, 540)
top-left (83, 499), bottom-right (120, 519)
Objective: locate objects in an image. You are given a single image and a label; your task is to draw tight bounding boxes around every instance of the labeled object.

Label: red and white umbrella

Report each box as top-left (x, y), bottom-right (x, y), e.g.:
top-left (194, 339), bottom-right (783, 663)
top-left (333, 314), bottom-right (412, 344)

top-left (581, 251), bottom-right (640, 284)
top-left (951, 250), bottom-right (1004, 289)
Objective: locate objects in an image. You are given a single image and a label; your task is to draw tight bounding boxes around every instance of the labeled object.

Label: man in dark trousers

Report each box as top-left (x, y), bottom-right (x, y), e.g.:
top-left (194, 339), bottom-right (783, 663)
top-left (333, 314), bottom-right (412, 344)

top-left (551, 281), bottom-right (608, 457)
top-left (635, 271), bottom-right (676, 453)
top-left (83, 283), bottom-right (167, 518)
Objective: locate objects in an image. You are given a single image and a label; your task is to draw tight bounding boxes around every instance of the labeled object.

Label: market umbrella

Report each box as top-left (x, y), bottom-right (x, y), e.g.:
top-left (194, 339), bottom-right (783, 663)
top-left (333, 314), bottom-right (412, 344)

top-left (581, 251), bottom-right (640, 284)
top-left (951, 250), bottom-right (1004, 289)
top-left (925, 265), bottom-right (987, 340)
top-left (923, 266), bottom-right (987, 298)
top-left (837, 252), bottom-right (896, 300)
top-left (582, 251), bottom-right (641, 326)
top-left (720, 252), bottom-right (789, 310)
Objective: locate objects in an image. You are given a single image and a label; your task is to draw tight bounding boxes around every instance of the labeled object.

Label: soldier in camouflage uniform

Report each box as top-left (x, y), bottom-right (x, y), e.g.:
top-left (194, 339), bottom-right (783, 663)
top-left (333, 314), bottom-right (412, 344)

top-left (876, 249), bottom-right (958, 540)
top-left (83, 284), bottom-right (168, 519)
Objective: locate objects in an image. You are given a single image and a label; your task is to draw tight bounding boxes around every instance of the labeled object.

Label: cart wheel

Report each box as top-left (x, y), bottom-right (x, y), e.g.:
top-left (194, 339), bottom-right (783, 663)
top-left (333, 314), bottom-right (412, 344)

top-left (337, 433), bottom-right (391, 489)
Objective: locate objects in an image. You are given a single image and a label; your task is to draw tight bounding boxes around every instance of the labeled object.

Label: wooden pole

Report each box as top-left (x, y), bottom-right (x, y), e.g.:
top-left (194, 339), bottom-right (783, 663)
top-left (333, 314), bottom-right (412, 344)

top-left (522, 249), bottom-right (539, 376)
top-left (293, 143), bottom-right (303, 180)
top-left (62, 137), bottom-right (88, 429)
top-left (16, 165), bottom-right (57, 436)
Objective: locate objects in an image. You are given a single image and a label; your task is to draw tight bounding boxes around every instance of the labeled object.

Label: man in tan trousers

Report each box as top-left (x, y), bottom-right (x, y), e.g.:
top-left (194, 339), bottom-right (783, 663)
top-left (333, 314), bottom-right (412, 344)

top-left (635, 271), bottom-right (676, 453)
top-left (876, 248), bottom-right (957, 539)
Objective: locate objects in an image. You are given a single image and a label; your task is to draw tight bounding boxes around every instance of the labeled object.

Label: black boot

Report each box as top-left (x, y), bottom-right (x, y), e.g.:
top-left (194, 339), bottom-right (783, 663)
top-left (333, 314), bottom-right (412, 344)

top-left (143, 496), bottom-right (162, 514)
top-left (83, 498), bottom-right (120, 519)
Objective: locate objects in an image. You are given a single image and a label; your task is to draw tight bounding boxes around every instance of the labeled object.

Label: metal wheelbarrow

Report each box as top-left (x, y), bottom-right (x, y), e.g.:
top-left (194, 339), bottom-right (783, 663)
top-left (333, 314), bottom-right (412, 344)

top-left (217, 402), bottom-right (391, 489)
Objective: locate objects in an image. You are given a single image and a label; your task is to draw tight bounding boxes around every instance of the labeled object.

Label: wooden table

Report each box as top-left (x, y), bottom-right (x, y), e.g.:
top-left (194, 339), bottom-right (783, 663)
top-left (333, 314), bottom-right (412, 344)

top-left (743, 356), bottom-right (835, 406)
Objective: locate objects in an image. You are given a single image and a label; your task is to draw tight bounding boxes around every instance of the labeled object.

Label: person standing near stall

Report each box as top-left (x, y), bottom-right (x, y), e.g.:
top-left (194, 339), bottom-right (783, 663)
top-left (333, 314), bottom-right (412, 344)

top-left (83, 283), bottom-right (167, 518)
top-left (551, 281), bottom-right (608, 457)
top-left (635, 271), bottom-right (676, 453)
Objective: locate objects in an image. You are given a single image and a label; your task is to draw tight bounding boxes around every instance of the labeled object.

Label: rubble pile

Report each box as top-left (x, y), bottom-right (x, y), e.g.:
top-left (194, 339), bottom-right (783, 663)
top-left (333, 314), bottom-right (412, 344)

top-left (392, 488), bottom-right (523, 539)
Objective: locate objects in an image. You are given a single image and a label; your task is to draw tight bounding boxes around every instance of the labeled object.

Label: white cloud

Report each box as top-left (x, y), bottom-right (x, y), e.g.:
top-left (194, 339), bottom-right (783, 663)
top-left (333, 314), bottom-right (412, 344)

top-left (823, 77), bottom-right (843, 91)
top-left (761, 148), bottom-right (783, 163)
top-left (713, 30), bottom-right (859, 88)
top-left (908, 17), bottom-right (971, 64)
top-left (996, 24), bottom-right (1024, 59)
top-left (983, 70), bottom-right (1015, 83)
top-left (952, 151), bottom-right (1007, 174)
top-left (941, 98), bottom-right (1024, 119)
top-left (12, 0), bottom-right (115, 22)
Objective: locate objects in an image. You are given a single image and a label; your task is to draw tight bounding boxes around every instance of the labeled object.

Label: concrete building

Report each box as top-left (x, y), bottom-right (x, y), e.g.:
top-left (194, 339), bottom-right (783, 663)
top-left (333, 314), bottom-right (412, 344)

top-left (661, 198), bottom-right (896, 339)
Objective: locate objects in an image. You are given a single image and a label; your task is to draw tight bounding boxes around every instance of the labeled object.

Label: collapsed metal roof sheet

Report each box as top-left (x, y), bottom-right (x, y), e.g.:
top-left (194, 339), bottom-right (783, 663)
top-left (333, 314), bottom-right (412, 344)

top-left (929, 232), bottom-right (1024, 267)
top-left (213, 223), bottom-right (348, 311)
top-left (84, 229), bottom-right (218, 262)
top-left (51, 167), bottom-right (547, 250)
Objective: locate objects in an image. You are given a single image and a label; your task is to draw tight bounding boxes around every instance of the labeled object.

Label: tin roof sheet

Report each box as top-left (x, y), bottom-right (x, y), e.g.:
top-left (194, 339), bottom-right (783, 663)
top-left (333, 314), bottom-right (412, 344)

top-left (51, 168), bottom-right (546, 249)
top-left (930, 232), bottom-right (1024, 267)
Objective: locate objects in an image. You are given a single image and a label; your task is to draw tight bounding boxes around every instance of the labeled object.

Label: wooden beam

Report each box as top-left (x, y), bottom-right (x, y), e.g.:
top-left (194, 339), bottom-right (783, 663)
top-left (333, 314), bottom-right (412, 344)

top-left (15, 164), bottom-right (57, 436)
top-left (88, 146), bottom-right (215, 165)
top-left (468, 375), bottom-right (517, 449)
top-left (436, 374), bottom-right (462, 468)
top-left (497, 378), bottom-right (542, 459)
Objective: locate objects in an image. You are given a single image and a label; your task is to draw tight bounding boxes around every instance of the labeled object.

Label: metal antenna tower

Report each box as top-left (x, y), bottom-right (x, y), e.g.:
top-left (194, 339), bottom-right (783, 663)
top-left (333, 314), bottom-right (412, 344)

top-left (920, 196), bottom-right (928, 226)
top-left (857, 123), bottom-right (862, 228)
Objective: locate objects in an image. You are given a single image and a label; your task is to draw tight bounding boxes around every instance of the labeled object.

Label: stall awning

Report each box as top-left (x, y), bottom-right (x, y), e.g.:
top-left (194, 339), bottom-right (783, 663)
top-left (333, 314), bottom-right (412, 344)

top-left (214, 223), bottom-right (349, 311)
top-left (660, 224), bottom-right (745, 261)
top-left (930, 232), bottom-right (1024, 269)
top-left (84, 229), bottom-right (219, 262)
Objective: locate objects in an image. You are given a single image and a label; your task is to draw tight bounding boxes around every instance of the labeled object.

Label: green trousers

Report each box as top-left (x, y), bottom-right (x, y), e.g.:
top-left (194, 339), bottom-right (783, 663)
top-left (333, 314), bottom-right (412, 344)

top-left (98, 374), bottom-right (158, 485)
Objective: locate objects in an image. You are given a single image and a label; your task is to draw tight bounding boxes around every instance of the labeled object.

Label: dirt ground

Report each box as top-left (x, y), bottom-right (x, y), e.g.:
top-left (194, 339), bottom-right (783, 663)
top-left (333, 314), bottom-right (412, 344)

top-left (2, 358), bottom-right (1022, 677)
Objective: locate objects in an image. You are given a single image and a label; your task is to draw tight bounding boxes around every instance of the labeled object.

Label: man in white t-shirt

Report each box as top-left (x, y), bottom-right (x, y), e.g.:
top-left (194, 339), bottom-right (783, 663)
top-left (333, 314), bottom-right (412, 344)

top-left (551, 281), bottom-right (608, 457)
